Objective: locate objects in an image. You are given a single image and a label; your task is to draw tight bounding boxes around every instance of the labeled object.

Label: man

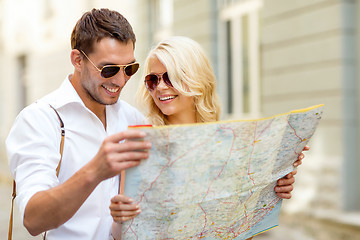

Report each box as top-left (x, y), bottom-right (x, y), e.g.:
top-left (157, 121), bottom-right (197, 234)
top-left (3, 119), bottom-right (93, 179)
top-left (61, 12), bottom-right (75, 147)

top-left (6, 8), bottom-right (151, 239)
top-left (6, 8), bottom-right (302, 240)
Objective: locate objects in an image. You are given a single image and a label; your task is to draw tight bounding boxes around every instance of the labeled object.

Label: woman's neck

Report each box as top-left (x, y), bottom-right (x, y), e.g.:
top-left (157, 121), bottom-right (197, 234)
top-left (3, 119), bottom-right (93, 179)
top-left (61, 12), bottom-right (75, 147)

top-left (167, 112), bottom-right (197, 125)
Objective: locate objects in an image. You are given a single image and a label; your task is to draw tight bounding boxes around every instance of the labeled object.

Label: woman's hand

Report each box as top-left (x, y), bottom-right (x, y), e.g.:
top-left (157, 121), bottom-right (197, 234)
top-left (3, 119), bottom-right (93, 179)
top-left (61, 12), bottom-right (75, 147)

top-left (110, 194), bottom-right (141, 223)
top-left (274, 145), bottom-right (310, 199)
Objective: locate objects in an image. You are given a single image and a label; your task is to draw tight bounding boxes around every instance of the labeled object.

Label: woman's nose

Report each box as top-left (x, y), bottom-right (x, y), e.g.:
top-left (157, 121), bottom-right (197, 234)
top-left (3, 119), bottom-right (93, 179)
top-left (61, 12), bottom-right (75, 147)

top-left (156, 78), bottom-right (169, 90)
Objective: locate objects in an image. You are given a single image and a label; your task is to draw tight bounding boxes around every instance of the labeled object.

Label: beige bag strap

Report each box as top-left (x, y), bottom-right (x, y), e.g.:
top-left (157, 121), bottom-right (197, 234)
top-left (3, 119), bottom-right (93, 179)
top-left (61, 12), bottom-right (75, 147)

top-left (8, 105), bottom-right (65, 240)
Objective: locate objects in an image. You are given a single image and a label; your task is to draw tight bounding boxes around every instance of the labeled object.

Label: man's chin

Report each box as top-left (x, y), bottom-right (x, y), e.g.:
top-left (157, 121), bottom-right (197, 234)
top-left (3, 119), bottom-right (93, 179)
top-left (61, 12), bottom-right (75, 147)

top-left (96, 96), bottom-right (119, 106)
top-left (104, 99), bottom-right (119, 105)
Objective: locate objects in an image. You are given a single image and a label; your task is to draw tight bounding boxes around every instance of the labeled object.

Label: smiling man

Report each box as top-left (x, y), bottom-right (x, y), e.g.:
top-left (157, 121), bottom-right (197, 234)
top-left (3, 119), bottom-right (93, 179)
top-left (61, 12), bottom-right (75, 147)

top-left (6, 8), bottom-right (151, 240)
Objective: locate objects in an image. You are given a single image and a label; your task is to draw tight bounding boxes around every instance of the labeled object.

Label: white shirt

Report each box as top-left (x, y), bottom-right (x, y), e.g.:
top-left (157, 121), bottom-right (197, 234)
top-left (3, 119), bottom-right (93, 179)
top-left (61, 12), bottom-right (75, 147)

top-left (6, 76), bottom-right (145, 240)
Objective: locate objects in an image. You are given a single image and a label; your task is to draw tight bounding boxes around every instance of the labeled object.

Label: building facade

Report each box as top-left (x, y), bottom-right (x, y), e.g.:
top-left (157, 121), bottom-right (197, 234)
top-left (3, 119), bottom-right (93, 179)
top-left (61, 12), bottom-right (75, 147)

top-left (1, 0), bottom-right (359, 239)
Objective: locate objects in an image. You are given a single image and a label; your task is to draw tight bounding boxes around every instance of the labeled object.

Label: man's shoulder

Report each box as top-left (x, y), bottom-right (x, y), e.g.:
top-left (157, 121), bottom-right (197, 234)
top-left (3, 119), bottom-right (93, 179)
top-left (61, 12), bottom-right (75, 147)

top-left (23, 93), bottom-right (57, 112)
top-left (16, 88), bottom-right (63, 124)
top-left (30, 77), bottom-right (75, 110)
top-left (16, 102), bottom-right (55, 126)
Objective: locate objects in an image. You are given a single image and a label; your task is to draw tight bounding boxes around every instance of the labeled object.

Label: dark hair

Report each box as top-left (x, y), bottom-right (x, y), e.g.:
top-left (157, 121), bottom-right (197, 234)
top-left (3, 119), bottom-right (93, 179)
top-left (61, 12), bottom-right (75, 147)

top-left (71, 8), bottom-right (136, 53)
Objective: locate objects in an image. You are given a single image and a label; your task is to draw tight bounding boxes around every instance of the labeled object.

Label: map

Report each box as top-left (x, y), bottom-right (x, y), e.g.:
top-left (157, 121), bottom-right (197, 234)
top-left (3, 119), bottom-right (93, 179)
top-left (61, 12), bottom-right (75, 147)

top-left (122, 105), bottom-right (324, 240)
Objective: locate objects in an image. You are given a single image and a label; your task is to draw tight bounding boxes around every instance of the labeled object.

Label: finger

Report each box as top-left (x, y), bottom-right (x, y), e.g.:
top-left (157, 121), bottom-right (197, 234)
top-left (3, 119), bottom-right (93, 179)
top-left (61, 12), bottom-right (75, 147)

top-left (111, 207), bottom-right (141, 222)
top-left (111, 194), bottom-right (134, 204)
top-left (113, 213), bottom-right (140, 223)
top-left (110, 205), bottom-right (141, 213)
top-left (105, 140), bottom-right (152, 154)
top-left (106, 130), bottom-right (147, 144)
top-left (276, 192), bottom-right (292, 199)
top-left (110, 151), bottom-right (149, 164)
top-left (275, 184), bottom-right (294, 193)
top-left (293, 159), bottom-right (302, 167)
top-left (111, 160), bottom-right (142, 173)
top-left (303, 145), bottom-right (310, 151)
top-left (283, 172), bottom-right (293, 179)
top-left (121, 140), bottom-right (152, 152)
top-left (294, 153), bottom-right (304, 167)
top-left (112, 211), bottom-right (141, 223)
top-left (277, 176), bottom-right (295, 186)
top-left (110, 202), bottom-right (139, 210)
top-left (111, 208), bottom-right (141, 218)
top-left (99, 153), bottom-right (146, 177)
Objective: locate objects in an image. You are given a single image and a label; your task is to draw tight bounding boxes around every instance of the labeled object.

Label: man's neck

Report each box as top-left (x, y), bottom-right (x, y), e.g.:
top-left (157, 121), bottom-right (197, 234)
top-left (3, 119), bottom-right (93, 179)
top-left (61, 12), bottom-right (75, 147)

top-left (69, 73), bottom-right (107, 129)
top-left (88, 104), bottom-right (107, 129)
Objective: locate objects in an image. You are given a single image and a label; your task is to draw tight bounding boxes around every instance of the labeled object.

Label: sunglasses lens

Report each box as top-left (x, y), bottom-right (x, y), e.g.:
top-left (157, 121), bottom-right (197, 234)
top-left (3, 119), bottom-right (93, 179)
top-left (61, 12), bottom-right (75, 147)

top-left (124, 63), bottom-right (140, 76)
top-left (144, 72), bottom-right (173, 91)
top-left (101, 66), bottom-right (121, 78)
top-left (145, 74), bottom-right (158, 91)
top-left (162, 72), bottom-right (173, 87)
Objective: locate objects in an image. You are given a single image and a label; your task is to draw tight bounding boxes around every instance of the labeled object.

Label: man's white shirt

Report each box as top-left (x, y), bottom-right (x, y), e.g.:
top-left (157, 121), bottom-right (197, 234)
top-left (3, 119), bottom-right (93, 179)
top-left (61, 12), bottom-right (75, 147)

top-left (6, 75), bottom-right (144, 240)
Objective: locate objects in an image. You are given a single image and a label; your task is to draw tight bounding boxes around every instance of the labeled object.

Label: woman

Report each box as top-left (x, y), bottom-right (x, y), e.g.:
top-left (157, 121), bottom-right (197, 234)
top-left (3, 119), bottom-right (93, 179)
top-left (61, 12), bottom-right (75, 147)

top-left (137, 36), bottom-right (220, 125)
top-left (110, 36), bottom-right (307, 239)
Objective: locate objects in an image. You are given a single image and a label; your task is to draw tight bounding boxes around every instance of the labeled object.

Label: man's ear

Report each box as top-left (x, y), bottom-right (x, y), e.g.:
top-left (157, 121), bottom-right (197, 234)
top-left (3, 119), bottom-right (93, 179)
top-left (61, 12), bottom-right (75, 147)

top-left (70, 49), bottom-right (83, 72)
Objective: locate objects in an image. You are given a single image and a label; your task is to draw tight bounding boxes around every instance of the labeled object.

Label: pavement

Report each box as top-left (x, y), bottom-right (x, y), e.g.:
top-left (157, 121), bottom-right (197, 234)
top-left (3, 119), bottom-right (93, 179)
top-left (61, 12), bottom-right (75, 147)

top-left (0, 181), bottom-right (314, 240)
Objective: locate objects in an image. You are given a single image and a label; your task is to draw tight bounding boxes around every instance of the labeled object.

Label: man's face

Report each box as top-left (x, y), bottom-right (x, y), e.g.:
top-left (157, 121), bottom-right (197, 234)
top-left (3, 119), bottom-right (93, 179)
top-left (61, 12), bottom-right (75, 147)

top-left (79, 38), bottom-right (136, 107)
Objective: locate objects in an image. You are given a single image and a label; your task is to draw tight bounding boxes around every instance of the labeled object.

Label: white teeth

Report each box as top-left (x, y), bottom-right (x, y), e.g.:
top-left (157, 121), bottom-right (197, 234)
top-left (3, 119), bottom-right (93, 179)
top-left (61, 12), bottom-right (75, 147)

top-left (103, 86), bottom-right (119, 93)
top-left (159, 96), bottom-right (176, 101)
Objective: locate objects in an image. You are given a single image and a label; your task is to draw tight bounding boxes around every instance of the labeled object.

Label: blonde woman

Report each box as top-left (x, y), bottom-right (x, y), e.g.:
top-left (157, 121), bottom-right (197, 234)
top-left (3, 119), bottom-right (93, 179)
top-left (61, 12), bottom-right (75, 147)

top-left (110, 36), bottom-right (307, 239)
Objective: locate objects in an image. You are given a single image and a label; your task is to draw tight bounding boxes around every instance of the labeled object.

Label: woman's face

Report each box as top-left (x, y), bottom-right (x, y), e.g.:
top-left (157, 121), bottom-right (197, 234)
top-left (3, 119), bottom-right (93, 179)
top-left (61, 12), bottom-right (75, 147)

top-left (147, 56), bottom-right (196, 124)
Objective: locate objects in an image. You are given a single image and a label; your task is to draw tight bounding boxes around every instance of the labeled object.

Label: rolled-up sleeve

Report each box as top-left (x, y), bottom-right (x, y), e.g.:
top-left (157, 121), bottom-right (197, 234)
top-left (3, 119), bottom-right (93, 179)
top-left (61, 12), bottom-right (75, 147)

top-left (6, 103), bottom-right (62, 219)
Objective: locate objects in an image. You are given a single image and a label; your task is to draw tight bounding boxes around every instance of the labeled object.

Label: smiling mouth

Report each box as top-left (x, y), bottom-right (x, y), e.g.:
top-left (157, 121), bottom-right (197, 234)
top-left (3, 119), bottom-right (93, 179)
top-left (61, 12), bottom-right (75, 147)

top-left (103, 85), bottom-right (119, 93)
top-left (159, 95), bottom-right (177, 101)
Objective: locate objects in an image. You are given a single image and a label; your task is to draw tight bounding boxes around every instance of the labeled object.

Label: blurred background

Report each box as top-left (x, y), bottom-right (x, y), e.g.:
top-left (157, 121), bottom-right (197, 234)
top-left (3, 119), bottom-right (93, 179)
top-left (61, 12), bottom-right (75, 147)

top-left (0, 0), bottom-right (360, 239)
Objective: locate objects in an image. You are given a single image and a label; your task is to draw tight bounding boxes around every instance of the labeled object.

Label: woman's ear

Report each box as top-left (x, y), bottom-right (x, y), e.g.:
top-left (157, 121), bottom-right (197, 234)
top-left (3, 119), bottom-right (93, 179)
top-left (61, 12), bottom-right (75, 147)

top-left (70, 49), bottom-right (83, 72)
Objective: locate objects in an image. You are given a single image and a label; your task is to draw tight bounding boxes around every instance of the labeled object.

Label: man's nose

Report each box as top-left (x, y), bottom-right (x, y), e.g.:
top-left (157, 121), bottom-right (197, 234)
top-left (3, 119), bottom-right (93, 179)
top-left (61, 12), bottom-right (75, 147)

top-left (112, 69), bottom-right (128, 87)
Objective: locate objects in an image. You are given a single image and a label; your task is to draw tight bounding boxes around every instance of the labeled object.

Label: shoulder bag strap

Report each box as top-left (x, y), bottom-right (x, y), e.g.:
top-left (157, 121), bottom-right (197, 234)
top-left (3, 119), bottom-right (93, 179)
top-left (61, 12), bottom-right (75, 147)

top-left (8, 105), bottom-right (65, 240)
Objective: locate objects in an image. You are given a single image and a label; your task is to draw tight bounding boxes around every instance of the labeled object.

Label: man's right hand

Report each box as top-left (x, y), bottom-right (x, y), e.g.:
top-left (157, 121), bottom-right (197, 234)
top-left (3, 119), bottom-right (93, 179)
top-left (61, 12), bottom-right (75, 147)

top-left (91, 129), bottom-right (152, 181)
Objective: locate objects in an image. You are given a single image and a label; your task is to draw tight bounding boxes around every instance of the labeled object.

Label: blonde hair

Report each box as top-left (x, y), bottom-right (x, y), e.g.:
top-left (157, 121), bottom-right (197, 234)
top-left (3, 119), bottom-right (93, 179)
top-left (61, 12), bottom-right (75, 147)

top-left (137, 36), bottom-right (221, 125)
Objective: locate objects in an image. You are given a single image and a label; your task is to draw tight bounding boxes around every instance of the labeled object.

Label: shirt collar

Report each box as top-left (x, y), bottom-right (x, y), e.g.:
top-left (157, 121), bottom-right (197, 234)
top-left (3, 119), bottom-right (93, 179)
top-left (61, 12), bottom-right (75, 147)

top-left (52, 74), bottom-right (84, 109)
top-left (50, 74), bottom-right (122, 112)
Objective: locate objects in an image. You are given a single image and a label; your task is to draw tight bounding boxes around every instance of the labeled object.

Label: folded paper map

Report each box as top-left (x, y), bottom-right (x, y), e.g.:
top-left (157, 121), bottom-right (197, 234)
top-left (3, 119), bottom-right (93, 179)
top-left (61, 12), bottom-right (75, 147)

top-left (122, 104), bottom-right (324, 240)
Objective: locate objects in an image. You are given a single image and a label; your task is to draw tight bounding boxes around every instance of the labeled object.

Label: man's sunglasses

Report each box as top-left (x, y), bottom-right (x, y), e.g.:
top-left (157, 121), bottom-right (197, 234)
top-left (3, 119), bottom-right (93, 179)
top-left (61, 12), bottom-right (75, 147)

top-left (80, 50), bottom-right (140, 78)
top-left (144, 72), bottom-right (173, 91)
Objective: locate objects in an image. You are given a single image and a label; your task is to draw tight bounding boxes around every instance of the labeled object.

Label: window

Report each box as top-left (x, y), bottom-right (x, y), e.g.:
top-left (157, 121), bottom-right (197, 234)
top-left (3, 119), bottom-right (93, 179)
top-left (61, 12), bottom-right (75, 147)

top-left (17, 55), bottom-right (27, 111)
top-left (149, 0), bottom-right (173, 44)
top-left (218, 0), bottom-right (262, 119)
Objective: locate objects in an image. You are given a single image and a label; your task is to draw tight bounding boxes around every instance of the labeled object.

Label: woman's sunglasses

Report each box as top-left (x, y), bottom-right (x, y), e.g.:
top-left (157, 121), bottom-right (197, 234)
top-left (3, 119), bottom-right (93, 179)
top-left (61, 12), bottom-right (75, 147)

top-left (80, 50), bottom-right (140, 78)
top-left (144, 72), bottom-right (173, 91)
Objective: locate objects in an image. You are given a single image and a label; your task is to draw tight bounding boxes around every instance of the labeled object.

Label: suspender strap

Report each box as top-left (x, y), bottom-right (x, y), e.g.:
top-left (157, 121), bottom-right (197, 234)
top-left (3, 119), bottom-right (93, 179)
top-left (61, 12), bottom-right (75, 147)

top-left (8, 105), bottom-right (65, 240)
top-left (49, 105), bottom-right (65, 176)
top-left (8, 182), bottom-right (16, 240)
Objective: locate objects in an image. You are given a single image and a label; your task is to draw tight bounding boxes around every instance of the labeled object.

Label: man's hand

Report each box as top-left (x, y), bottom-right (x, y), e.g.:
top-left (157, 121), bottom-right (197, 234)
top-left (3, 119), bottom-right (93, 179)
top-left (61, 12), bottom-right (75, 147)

top-left (90, 129), bottom-right (152, 182)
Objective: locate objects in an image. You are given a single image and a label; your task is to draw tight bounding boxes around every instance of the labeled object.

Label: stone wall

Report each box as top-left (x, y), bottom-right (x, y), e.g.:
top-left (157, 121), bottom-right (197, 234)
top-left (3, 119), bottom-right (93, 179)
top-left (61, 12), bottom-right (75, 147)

top-left (262, 0), bottom-right (360, 238)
